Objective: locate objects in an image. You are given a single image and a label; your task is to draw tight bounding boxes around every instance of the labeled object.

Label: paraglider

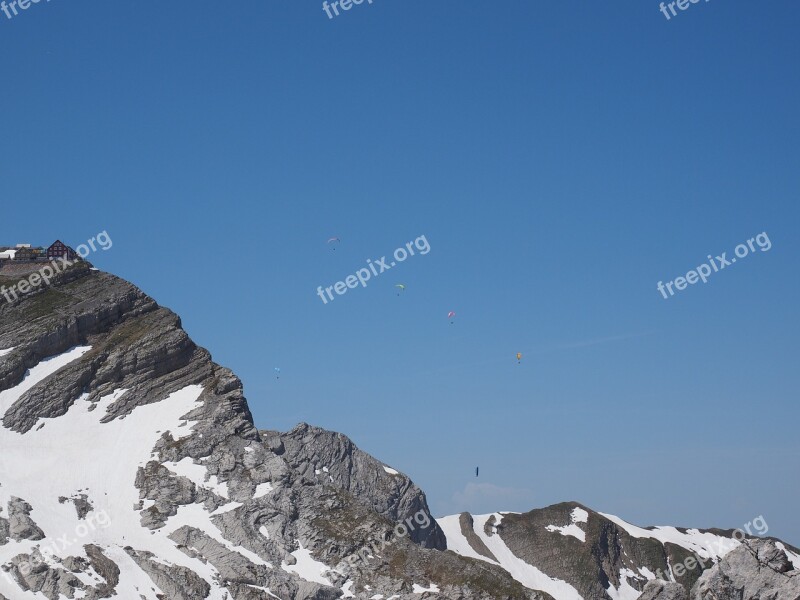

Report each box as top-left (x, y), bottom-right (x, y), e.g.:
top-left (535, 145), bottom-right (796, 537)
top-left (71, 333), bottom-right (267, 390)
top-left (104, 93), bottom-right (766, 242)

top-left (327, 237), bottom-right (340, 250)
top-left (448, 311), bottom-right (456, 324)
top-left (274, 367), bottom-right (281, 380)
top-left (475, 466), bottom-right (479, 477)
top-left (516, 352), bottom-right (522, 364)
top-left (395, 284), bottom-right (406, 296)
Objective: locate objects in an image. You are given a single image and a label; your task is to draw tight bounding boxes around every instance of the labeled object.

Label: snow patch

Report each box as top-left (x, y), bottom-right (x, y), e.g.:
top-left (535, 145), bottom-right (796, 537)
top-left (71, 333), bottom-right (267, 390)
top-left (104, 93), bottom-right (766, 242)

top-left (607, 568), bottom-right (644, 600)
top-left (281, 542), bottom-right (332, 586)
top-left (341, 580), bottom-right (356, 597)
top-left (245, 584), bottom-right (281, 599)
top-left (776, 543), bottom-right (800, 570)
top-left (571, 507), bottom-right (589, 523)
top-left (412, 583), bottom-right (441, 593)
top-left (210, 502), bottom-right (242, 516)
top-left (639, 566), bottom-right (656, 580)
top-left (253, 482), bottom-right (274, 499)
top-left (545, 507), bottom-right (588, 542)
top-left (383, 466), bottom-right (399, 475)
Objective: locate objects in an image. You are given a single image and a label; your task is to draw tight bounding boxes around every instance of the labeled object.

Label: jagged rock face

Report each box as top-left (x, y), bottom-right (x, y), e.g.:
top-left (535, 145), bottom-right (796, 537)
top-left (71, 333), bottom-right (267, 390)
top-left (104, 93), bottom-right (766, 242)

top-left (274, 423), bottom-right (447, 550)
top-left (689, 540), bottom-right (800, 600)
top-left (0, 265), bottom-right (535, 599)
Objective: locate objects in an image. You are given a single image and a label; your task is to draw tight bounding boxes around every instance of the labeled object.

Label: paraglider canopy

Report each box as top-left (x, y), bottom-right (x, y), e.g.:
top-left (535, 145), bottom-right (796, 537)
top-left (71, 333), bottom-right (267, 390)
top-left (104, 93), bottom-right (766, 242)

top-left (516, 352), bottom-right (522, 363)
top-left (327, 237), bottom-right (340, 249)
top-left (395, 284), bottom-right (406, 296)
top-left (274, 367), bottom-right (281, 379)
top-left (448, 311), bottom-right (456, 324)
top-left (475, 466), bottom-right (479, 477)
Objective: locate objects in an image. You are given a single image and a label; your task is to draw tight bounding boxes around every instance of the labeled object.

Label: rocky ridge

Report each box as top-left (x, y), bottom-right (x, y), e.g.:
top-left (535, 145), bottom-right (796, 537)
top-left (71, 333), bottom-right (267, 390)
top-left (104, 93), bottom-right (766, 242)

top-left (0, 265), bottom-right (539, 599)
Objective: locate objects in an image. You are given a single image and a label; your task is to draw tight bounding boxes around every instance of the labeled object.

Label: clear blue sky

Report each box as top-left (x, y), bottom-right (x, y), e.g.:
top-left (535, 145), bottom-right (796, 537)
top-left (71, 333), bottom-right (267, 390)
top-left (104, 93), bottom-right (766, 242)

top-left (2, 1), bottom-right (799, 544)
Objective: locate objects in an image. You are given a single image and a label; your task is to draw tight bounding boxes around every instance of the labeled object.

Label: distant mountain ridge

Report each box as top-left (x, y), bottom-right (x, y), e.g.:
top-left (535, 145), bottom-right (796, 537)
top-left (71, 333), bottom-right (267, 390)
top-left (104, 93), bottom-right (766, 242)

top-left (438, 503), bottom-right (800, 600)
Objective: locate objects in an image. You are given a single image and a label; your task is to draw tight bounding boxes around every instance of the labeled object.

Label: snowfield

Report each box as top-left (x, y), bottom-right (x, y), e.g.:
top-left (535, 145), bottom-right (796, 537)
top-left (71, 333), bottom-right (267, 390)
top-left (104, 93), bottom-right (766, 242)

top-left (0, 347), bottom-right (256, 599)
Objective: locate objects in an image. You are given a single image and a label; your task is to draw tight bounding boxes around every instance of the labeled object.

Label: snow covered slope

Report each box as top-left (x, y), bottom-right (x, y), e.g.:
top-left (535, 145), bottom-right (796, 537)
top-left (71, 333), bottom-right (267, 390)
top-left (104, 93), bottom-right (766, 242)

top-left (439, 504), bottom-right (800, 600)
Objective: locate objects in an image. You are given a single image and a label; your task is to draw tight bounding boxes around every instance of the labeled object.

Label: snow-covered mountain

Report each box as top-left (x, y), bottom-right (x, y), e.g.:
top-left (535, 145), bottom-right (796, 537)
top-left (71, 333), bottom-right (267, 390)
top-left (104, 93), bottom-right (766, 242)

top-left (0, 262), bottom-right (797, 600)
top-left (438, 505), bottom-right (800, 600)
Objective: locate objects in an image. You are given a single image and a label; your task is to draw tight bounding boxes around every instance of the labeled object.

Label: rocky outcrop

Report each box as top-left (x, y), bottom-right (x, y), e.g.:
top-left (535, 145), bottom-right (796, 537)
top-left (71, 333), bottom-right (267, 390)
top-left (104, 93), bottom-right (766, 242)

top-left (276, 423), bottom-right (446, 550)
top-left (7, 498), bottom-right (44, 542)
top-left (689, 540), bottom-right (800, 600)
top-left (125, 547), bottom-right (211, 600)
top-left (459, 512), bottom-right (498, 562)
top-left (639, 581), bottom-right (687, 600)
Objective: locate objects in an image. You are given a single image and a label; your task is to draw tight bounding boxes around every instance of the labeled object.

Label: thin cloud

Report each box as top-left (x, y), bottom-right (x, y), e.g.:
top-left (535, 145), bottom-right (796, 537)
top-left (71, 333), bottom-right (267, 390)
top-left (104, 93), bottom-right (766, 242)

top-left (449, 482), bottom-right (532, 515)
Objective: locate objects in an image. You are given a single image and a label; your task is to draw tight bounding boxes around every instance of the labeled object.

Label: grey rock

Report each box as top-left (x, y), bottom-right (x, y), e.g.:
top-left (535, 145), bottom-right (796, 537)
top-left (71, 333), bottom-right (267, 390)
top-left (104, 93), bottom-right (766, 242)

top-left (277, 423), bottom-right (446, 550)
top-left (58, 494), bottom-right (93, 519)
top-left (457, 512), bottom-right (498, 562)
top-left (125, 547), bottom-right (210, 600)
top-left (639, 580), bottom-right (687, 600)
top-left (84, 544), bottom-right (120, 598)
top-left (8, 497), bottom-right (45, 541)
top-left (168, 525), bottom-right (270, 584)
top-left (5, 554), bottom-right (83, 600)
top-left (0, 516), bottom-right (9, 545)
top-left (690, 539), bottom-right (800, 600)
